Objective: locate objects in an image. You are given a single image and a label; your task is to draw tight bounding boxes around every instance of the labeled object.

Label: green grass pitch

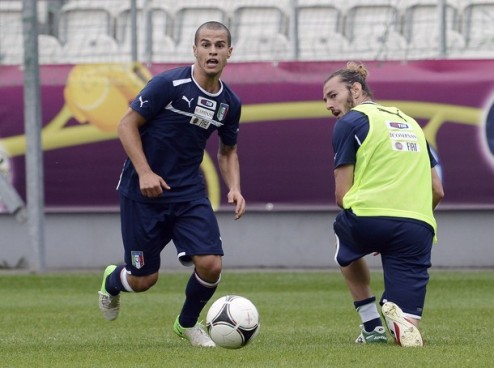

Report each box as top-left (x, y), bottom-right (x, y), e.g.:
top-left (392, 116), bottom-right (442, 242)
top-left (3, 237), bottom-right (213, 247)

top-left (1, 270), bottom-right (493, 367)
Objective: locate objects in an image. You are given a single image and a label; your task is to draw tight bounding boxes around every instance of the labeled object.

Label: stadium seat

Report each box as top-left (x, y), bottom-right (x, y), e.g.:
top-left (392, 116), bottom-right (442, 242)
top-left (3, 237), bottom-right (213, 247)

top-left (38, 34), bottom-right (63, 64)
top-left (172, 6), bottom-right (228, 61)
top-left (0, 2), bottom-right (22, 39)
top-left (344, 2), bottom-right (406, 60)
top-left (296, 4), bottom-right (350, 60)
top-left (0, 2), bottom-right (23, 64)
top-left (150, 34), bottom-right (177, 63)
top-left (60, 34), bottom-right (124, 63)
top-left (62, 0), bottom-right (119, 11)
top-left (347, 30), bottom-right (407, 61)
top-left (401, 0), bottom-right (465, 59)
top-left (227, 0), bottom-right (292, 14)
top-left (232, 5), bottom-right (291, 61)
top-left (233, 33), bottom-right (291, 62)
top-left (406, 31), bottom-right (465, 59)
top-left (2, 0), bottom-right (490, 64)
top-left (0, 34), bottom-right (63, 65)
top-left (58, 2), bottom-right (115, 45)
top-left (115, 4), bottom-right (175, 62)
top-left (458, 1), bottom-right (494, 58)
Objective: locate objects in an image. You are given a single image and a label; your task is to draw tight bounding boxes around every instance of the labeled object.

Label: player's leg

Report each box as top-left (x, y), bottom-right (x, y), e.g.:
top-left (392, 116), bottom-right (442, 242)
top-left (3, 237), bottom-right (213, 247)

top-left (172, 198), bottom-right (223, 347)
top-left (340, 259), bottom-right (388, 344)
top-left (380, 220), bottom-right (434, 347)
top-left (333, 210), bottom-right (387, 343)
top-left (98, 195), bottom-right (170, 320)
top-left (98, 264), bottom-right (122, 321)
top-left (340, 257), bottom-right (372, 301)
top-left (173, 254), bottom-right (221, 347)
top-left (179, 255), bottom-right (222, 326)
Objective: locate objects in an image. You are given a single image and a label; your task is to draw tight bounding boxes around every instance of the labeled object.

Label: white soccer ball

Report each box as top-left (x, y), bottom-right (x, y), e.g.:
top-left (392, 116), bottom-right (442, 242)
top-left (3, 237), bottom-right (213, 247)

top-left (206, 295), bottom-right (260, 349)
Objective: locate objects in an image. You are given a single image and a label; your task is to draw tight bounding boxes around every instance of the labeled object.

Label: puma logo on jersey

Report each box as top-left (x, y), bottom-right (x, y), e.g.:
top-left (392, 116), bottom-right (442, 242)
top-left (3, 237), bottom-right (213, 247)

top-left (138, 96), bottom-right (149, 108)
top-left (182, 95), bottom-right (194, 108)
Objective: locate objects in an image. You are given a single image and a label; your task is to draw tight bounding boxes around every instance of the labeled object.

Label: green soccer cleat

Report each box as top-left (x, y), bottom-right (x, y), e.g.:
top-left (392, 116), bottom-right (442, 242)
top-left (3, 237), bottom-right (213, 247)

top-left (355, 325), bottom-right (388, 344)
top-left (382, 302), bottom-right (424, 347)
top-left (98, 265), bottom-right (120, 321)
top-left (173, 315), bottom-right (216, 347)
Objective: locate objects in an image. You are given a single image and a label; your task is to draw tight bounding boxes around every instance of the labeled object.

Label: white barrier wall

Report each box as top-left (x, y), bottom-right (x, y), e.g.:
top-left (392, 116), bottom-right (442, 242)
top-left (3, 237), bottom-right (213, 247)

top-left (0, 210), bottom-right (493, 271)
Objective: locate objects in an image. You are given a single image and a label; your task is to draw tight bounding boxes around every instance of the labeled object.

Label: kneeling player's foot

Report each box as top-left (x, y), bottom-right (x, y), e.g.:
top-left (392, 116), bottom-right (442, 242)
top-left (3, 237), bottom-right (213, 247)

top-left (98, 265), bottom-right (120, 321)
top-left (355, 325), bottom-right (388, 344)
top-left (382, 302), bottom-right (423, 347)
top-left (173, 315), bottom-right (216, 347)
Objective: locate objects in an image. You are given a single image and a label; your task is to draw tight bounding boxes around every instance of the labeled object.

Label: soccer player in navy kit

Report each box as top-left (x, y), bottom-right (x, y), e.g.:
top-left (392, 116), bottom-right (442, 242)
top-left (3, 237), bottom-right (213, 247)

top-left (98, 21), bottom-right (245, 348)
top-left (323, 62), bottom-right (444, 347)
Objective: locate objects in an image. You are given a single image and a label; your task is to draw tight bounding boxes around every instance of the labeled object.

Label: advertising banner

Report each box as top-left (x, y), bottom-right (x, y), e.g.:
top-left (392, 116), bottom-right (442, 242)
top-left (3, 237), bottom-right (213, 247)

top-left (1, 60), bottom-right (493, 211)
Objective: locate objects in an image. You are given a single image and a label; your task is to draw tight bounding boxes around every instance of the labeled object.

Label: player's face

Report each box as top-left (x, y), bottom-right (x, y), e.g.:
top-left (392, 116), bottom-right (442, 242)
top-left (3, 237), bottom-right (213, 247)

top-left (193, 28), bottom-right (232, 77)
top-left (323, 77), bottom-right (355, 119)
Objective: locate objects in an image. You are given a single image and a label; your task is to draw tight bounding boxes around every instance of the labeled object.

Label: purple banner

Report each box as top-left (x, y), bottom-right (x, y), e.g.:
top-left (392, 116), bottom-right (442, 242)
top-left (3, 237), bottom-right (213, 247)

top-left (1, 60), bottom-right (494, 211)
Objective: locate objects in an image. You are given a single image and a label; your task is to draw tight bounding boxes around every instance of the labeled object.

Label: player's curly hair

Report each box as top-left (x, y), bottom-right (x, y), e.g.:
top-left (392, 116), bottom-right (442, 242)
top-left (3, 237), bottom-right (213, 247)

top-left (325, 61), bottom-right (374, 99)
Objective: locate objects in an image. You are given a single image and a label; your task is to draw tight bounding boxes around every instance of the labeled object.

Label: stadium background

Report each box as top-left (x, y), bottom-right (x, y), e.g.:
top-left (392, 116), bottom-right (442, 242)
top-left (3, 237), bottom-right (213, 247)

top-left (0, 0), bottom-right (493, 270)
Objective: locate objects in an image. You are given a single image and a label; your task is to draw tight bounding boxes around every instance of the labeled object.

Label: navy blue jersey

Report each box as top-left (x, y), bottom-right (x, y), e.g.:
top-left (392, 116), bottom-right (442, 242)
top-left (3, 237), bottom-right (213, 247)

top-left (332, 106), bottom-right (437, 169)
top-left (332, 110), bottom-right (369, 168)
top-left (117, 65), bottom-right (241, 203)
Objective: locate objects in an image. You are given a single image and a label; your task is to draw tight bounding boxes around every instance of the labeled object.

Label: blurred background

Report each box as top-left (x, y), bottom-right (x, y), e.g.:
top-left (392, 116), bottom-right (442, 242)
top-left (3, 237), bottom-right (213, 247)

top-left (0, 0), bottom-right (493, 271)
top-left (1, 0), bottom-right (494, 64)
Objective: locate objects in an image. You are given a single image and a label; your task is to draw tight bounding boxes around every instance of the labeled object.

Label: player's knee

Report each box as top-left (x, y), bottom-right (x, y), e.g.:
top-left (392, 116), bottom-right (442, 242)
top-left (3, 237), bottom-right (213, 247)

top-left (199, 266), bottom-right (222, 284)
top-left (207, 265), bottom-right (222, 283)
top-left (128, 273), bottom-right (159, 292)
top-left (194, 255), bottom-right (222, 283)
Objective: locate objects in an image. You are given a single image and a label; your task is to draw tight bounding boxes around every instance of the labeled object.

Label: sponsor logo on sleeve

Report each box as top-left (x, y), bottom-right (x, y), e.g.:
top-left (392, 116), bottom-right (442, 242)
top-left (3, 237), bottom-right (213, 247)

top-left (138, 96), bottom-right (149, 108)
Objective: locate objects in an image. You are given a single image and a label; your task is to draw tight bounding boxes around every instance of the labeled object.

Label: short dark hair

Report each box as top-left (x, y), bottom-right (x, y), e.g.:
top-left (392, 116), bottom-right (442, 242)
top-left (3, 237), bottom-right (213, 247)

top-left (194, 21), bottom-right (232, 47)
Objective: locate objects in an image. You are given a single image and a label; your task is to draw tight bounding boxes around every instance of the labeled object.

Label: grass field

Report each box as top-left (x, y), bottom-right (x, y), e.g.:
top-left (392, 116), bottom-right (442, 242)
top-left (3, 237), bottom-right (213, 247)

top-left (1, 269), bottom-right (493, 367)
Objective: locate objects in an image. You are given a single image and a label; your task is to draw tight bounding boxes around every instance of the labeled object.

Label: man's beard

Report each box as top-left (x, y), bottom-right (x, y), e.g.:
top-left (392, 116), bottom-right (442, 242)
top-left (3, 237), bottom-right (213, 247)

top-left (346, 93), bottom-right (356, 111)
top-left (337, 93), bottom-right (355, 119)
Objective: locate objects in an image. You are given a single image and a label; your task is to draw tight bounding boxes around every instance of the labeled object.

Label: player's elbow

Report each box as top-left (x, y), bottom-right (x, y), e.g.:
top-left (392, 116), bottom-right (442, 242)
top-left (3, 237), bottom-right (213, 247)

top-left (335, 192), bottom-right (345, 208)
top-left (434, 186), bottom-right (445, 201)
top-left (118, 108), bottom-right (145, 138)
top-left (217, 143), bottom-right (237, 158)
top-left (116, 120), bottom-right (127, 139)
top-left (117, 116), bottom-right (134, 140)
top-left (432, 186), bottom-right (445, 208)
top-left (431, 167), bottom-right (444, 208)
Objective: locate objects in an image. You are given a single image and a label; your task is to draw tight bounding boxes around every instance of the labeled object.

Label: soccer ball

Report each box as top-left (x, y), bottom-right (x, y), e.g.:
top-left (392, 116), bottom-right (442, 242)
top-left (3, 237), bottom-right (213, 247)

top-left (206, 295), bottom-right (260, 349)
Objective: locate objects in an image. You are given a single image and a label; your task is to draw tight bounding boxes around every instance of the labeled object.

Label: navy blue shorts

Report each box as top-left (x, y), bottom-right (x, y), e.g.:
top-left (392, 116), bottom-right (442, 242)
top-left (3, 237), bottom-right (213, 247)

top-left (120, 195), bottom-right (223, 276)
top-left (333, 210), bottom-right (434, 318)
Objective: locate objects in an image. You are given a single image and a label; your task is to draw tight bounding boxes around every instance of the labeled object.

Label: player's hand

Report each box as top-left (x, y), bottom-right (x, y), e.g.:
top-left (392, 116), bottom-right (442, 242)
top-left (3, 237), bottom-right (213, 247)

top-left (228, 190), bottom-right (245, 220)
top-left (139, 171), bottom-right (171, 198)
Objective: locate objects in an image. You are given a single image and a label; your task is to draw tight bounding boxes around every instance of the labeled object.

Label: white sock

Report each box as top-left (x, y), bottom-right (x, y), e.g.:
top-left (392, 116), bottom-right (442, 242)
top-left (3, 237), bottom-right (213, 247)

top-left (120, 268), bottom-right (134, 292)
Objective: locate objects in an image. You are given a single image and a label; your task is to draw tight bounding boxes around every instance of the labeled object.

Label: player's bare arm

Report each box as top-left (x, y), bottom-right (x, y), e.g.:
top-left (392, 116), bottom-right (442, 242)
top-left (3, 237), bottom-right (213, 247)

top-left (431, 167), bottom-right (445, 209)
top-left (217, 141), bottom-right (245, 219)
top-left (334, 164), bottom-right (355, 208)
top-left (118, 108), bottom-right (170, 197)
